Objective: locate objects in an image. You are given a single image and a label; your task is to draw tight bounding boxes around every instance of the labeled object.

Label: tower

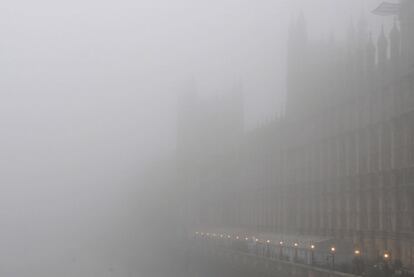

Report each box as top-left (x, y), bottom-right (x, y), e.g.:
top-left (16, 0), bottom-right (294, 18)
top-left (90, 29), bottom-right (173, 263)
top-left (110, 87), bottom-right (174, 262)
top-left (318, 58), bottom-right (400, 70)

top-left (286, 13), bottom-right (308, 118)
top-left (366, 32), bottom-right (376, 74)
top-left (176, 79), bottom-right (198, 159)
top-left (377, 25), bottom-right (388, 70)
top-left (389, 18), bottom-right (401, 71)
top-left (399, 0), bottom-right (414, 66)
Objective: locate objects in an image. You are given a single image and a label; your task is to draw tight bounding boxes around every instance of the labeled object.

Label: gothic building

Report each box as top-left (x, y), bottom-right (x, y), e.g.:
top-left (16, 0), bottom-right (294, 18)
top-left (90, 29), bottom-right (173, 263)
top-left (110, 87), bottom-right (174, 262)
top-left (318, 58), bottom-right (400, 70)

top-left (177, 0), bottom-right (414, 268)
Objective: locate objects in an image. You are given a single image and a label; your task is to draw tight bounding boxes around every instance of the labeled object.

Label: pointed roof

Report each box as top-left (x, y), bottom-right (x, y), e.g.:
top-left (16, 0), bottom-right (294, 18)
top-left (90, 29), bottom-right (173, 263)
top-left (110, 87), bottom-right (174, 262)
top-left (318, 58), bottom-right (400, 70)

top-left (367, 32), bottom-right (376, 52)
top-left (296, 11), bottom-right (307, 42)
top-left (378, 24), bottom-right (388, 48)
top-left (389, 17), bottom-right (400, 40)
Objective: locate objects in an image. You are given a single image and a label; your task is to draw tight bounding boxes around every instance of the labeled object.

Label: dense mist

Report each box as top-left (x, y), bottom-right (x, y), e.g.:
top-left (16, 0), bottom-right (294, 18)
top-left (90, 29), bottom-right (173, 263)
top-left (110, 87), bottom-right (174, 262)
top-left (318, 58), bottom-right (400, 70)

top-left (0, 0), bottom-right (398, 276)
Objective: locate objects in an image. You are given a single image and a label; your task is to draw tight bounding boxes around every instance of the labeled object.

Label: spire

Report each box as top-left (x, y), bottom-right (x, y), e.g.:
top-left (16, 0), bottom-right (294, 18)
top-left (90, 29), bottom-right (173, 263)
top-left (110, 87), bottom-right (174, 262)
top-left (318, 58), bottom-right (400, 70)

top-left (347, 20), bottom-right (356, 50)
top-left (399, 0), bottom-right (414, 65)
top-left (328, 31), bottom-right (335, 45)
top-left (366, 32), bottom-right (376, 72)
top-left (178, 77), bottom-right (198, 112)
top-left (357, 12), bottom-right (368, 48)
top-left (287, 15), bottom-right (295, 45)
top-left (367, 32), bottom-right (375, 52)
top-left (230, 79), bottom-right (244, 132)
top-left (296, 11), bottom-right (307, 46)
top-left (389, 17), bottom-right (401, 63)
top-left (286, 12), bottom-right (308, 119)
top-left (377, 25), bottom-right (388, 67)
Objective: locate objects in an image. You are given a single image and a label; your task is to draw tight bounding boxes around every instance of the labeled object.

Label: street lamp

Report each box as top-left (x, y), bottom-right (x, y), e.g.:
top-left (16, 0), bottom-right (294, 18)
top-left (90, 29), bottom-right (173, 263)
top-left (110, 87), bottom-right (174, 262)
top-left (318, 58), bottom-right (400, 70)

top-left (279, 241), bottom-right (284, 259)
top-left (266, 240), bottom-right (271, 257)
top-left (310, 244), bottom-right (315, 265)
top-left (254, 238), bottom-right (260, 255)
top-left (330, 246), bottom-right (336, 270)
top-left (383, 252), bottom-right (391, 275)
top-left (353, 249), bottom-right (364, 275)
top-left (294, 243), bottom-right (299, 262)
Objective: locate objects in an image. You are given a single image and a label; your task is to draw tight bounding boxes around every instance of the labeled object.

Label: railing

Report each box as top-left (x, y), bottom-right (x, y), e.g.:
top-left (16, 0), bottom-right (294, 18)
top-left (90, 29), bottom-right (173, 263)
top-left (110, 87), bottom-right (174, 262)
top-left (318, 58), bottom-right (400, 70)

top-left (191, 236), bottom-right (358, 277)
top-left (191, 232), bottom-right (414, 277)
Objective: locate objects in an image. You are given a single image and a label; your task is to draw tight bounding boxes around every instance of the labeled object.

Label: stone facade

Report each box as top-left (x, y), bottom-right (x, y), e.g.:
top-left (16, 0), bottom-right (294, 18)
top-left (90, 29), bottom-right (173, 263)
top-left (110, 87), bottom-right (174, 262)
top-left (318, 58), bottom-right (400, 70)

top-left (177, 1), bottom-right (414, 268)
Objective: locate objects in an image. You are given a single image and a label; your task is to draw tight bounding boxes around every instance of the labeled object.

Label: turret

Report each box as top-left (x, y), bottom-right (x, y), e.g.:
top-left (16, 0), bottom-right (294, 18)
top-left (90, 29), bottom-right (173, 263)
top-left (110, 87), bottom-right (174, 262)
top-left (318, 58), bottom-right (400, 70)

top-left (176, 79), bottom-right (198, 158)
top-left (357, 13), bottom-right (368, 49)
top-left (366, 32), bottom-right (376, 73)
top-left (296, 12), bottom-right (307, 47)
top-left (377, 25), bottom-right (388, 68)
top-left (346, 21), bottom-right (356, 55)
top-left (345, 21), bottom-right (358, 98)
top-left (355, 13), bottom-right (368, 87)
top-left (286, 12), bottom-right (308, 118)
top-left (389, 18), bottom-right (401, 67)
top-left (230, 80), bottom-right (245, 134)
top-left (399, 0), bottom-right (414, 65)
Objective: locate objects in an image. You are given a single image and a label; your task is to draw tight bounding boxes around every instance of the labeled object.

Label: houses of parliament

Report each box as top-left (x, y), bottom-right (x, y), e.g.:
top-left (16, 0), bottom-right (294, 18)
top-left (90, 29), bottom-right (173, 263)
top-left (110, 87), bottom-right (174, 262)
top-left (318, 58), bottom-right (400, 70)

top-left (172, 0), bottom-right (414, 269)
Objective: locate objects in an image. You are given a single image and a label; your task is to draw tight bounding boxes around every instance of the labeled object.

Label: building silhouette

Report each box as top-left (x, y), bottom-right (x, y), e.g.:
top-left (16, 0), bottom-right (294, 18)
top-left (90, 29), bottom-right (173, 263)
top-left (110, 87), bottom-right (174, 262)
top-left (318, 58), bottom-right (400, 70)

top-left (176, 0), bottom-right (414, 269)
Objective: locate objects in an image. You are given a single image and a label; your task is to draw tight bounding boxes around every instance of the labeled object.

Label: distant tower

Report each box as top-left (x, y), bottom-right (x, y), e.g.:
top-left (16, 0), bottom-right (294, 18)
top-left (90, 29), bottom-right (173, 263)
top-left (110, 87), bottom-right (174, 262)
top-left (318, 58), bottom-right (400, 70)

top-left (377, 25), bottom-right (388, 69)
top-left (357, 13), bottom-right (368, 49)
top-left (399, 0), bottom-right (414, 65)
top-left (356, 13), bottom-right (368, 85)
top-left (346, 20), bottom-right (357, 55)
top-left (366, 32), bottom-right (376, 74)
top-left (286, 12), bottom-right (308, 118)
top-left (176, 79), bottom-right (198, 158)
top-left (230, 80), bottom-right (245, 134)
top-left (296, 12), bottom-right (307, 47)
top-left (389, 18), bottom-right (401, 69)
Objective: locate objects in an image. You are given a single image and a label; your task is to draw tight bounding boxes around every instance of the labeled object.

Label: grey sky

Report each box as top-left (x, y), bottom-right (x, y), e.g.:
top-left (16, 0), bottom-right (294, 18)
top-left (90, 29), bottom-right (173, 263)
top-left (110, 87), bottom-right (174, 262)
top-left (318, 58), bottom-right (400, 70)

top-left (0, 0), bottom-right (391, 275)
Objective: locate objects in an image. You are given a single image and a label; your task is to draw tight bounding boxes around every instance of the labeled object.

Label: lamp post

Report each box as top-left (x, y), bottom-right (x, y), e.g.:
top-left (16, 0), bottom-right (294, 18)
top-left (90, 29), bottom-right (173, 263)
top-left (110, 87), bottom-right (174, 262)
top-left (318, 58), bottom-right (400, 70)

top-left (383, 252), bottom-right (391, 276)
top-left (352, 249), bottom-right (364, 275)
top-left (279, 241), bottom-right (284, 259)
top-left (294, 243), bottom-right (299, 262)
top-left (310, 244), bottom-right (315, 265)
top-left (330, 247), bottom-right (336, 270)
top-left (266, 240), bottom-right (271, 258)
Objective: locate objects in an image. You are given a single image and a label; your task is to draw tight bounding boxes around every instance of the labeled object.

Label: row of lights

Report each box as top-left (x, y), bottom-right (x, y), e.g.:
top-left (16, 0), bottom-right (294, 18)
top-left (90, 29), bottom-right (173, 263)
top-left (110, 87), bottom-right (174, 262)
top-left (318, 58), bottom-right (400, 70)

top-left (195, 232), bottom-right (333, 250)
top-left (194, 232), bottom-right (391, 260)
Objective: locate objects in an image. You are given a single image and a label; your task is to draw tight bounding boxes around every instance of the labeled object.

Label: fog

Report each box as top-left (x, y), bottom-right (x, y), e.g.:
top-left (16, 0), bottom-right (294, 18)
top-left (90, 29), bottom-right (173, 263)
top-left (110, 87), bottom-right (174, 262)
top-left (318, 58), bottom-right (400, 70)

top-left (0, 0), bottom-right (399, 276)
